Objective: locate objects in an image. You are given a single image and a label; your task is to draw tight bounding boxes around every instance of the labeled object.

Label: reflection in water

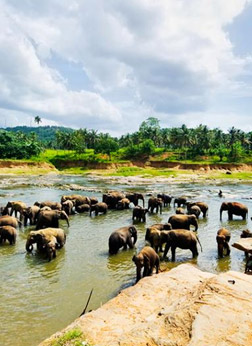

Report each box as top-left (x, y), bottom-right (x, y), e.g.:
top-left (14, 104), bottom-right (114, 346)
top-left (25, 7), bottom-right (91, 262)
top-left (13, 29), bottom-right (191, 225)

top-left (1, 176), bottom-right (252, 345)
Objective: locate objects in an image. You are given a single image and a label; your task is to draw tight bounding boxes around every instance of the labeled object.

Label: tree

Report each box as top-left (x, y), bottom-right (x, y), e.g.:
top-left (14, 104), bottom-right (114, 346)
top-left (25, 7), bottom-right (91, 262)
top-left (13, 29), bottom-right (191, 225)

top-left (94, 138), bottom-right (119, 160)
top-left (34, 116), bottom-right (42, 126)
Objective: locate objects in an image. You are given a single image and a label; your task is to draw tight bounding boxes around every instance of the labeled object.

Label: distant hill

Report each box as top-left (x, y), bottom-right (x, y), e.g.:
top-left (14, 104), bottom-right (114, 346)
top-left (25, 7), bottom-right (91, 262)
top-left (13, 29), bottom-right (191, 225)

top-left (3, 126), bottom-right (74, 146)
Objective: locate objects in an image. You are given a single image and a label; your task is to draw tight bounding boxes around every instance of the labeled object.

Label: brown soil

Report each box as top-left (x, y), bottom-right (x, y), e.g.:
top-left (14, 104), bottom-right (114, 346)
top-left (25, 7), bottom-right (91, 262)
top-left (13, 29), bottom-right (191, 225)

top-left (0, 160), bottom-right (57, 174)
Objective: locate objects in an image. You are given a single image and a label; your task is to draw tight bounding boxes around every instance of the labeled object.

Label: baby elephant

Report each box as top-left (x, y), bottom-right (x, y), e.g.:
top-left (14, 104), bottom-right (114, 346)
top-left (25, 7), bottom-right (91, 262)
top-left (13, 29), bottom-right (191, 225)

top-left (216, 228), bottom-right (231, 258)
top-left (109, 226), bottom-right (137, 254)
top-left (0, 226), bottom-right (17, 245)
top-left (90, 202), bottom-right (108, 216)
top-left (132, 247), bottom-right (160, 283)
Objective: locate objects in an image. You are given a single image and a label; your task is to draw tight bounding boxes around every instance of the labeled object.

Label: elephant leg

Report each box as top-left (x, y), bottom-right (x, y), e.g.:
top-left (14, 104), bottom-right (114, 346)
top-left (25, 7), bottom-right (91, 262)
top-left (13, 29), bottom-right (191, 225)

top-left (171, 246), bottom-right (176, 261)
top-left (14, 210), bottom-right (17, 218)
top-left (228, 211), bottom-right (233, 220)
top-left (143, 265), bottom-right (149, 277)
top-left (155, 258), bottom-right (160, 274)
top-left (191, 246), bottom-right (198, 258)
top-left (136, 267), bottom-right (142, 282)
top-left (123, 242), bottom-right (127, 250)
top-left (163, 243), bottom-right (170, 258)
top-left (225, 243), bottom-right (230, 255)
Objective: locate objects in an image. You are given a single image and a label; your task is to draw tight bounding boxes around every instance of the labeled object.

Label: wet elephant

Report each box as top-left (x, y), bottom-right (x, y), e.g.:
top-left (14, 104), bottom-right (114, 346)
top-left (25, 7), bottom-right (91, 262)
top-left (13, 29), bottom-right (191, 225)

top-left (132, 206), bottom-right (148, 222)
top-left (220, 202), bottom-right (248, 220)
top-left (168, 214), bottom-right (198, 231)
top-left (125, 193), bottom-right (145, 207)
top-left (35, 201), bottom-right (62, 211)
top-left (162, 229), bottom-right (202, 261)
top-left (174, 196), bottom-right (187, 207)
top-left (23, 206), bottom-right (40, 226)
top-left (157, 193), bottom-right (172, 207)
top-left (36, 210), bottom-right (69, 230)
top-left (90, 202), bottom-right (108, 216)
top-left (187, 202), bottom-right (208, 218)
top-left (132, 246), bottom-right (160, 283)
top-left (216, 228), bottom-right (231, 257)
top-left (109, 226), bottom-right (137, 254)
top-left (0, 215), bottom-right (22, 228)
top-left (0, 226), bottom-right (17, 245)
top-left (61, 200), bottom-right (75, 216)
top-left (5, 201), bottom-right (27, 221)
top-left (103, 192), bottom-right (125, 209)
top-left (148, 197), bottom-right (162, 214)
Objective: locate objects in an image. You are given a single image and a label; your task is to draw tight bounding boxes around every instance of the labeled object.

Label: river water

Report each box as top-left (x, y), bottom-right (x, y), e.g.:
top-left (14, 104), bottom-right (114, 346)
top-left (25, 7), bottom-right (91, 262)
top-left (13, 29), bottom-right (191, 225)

top-left (0, 174), bottom-right (252, 346)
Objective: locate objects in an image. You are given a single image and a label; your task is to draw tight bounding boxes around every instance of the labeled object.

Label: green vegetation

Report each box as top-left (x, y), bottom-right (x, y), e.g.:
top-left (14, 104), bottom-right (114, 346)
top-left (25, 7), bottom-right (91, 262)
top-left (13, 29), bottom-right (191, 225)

top-left (1, 118), bottom-right (252, 166)
top-left (50, 328), bottom-right (92, 346)
top-left (106, 166), bottom-right (181, 177)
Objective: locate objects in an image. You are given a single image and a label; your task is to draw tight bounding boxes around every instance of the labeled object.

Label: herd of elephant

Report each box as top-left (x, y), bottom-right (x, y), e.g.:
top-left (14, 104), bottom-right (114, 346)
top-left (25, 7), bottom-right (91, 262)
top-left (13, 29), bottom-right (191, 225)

top-left (0, 191), bottom-right (250, 281)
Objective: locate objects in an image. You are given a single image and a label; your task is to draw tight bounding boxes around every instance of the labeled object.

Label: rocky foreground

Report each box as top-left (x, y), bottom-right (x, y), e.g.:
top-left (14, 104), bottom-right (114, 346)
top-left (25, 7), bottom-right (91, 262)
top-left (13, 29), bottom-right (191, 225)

top-left (41, 264), bottom-right (252, 346)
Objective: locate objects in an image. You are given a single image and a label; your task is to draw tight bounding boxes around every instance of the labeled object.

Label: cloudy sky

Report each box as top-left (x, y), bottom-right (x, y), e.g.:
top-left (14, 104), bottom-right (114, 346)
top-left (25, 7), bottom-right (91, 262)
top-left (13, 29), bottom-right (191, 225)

top-left (1, 0), bottom-right (252, 135)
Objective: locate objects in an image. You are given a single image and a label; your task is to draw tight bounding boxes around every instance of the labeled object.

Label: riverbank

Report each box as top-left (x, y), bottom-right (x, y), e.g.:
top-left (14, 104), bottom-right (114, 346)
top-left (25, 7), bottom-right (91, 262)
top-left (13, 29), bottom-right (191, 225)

top-left (40, 263), bottom-right (252, 346)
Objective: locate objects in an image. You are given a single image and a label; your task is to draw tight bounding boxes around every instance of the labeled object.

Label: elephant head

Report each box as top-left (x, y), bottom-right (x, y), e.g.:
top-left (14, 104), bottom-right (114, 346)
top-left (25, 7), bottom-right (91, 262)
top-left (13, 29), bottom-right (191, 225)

top-left (220, 202), bottom-right (229, 220)
top-left (26, 231), bottom-right (43, 252)
top-left (129, 226), bottom-right (138, 244)
top-left (58, 210), bottom-right (69, 227)
top-left (189, 215), bottom-right (198, 231)
top-left (135, 193), bottom-right (145, 207)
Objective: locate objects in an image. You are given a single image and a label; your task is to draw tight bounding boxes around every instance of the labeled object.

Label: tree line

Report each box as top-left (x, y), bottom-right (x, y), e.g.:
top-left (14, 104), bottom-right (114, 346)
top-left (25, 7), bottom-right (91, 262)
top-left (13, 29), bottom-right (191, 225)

top-left (1, 117), bottom-right (252, 161)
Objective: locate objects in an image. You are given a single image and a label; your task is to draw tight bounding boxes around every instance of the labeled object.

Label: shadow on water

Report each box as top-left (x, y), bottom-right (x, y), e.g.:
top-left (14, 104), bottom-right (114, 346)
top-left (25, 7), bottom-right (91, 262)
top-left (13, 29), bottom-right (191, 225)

top-left (1, 176), bottom-right (252, 345)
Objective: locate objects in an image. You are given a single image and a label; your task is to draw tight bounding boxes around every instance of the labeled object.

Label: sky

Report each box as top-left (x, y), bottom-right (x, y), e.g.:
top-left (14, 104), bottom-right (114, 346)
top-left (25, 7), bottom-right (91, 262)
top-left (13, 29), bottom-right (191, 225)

top-left (1, 0), bottom-right (252, 136)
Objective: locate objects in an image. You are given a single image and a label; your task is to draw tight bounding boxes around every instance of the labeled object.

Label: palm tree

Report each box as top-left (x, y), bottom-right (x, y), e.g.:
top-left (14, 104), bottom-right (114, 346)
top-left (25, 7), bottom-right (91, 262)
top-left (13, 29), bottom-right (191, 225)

top-left (34, 116), bottom-right (42, 126)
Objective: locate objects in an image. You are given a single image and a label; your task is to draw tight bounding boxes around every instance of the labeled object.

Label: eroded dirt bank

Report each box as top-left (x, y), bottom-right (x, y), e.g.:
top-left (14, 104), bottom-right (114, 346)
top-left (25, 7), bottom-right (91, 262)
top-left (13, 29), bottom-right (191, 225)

top-left (40, 264), bottom-right (252, 346)
top-left (0, 160), bottom-right (57, 173)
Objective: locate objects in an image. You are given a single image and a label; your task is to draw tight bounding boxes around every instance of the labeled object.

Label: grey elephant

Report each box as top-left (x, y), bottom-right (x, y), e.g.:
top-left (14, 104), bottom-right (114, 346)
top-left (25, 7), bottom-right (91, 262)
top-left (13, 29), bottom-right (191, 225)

top-left (36, 210), bottom-right (69, 230)
top-left (61, 195), bottom-right (90, 206)
top-left (117, 198), bottom-right (131, 210)
top-left (132, 206), bottom-right (148, 222)
top-left (145, 223), bottom-right (172, 252)
top-left (108, 226), bottom-right (137, 254)
top-left (61, 200), bottom-right (75, 215)
top-left (187, 202), bottom-right (208, 218)
top-left (168, 214), bottom-right (198, 231)
top-left (216, 228), bottom-right (231, 258)
top-left (148, 197), bottom-right (163, 214)
top-left (174, 196), bottom-right (187, 207)
top-left (220, 202), bottom-right (248, 220)
top-left (89, 202), bottom-right (108, 216)
top-left (23, 206), bottom-right (40, 226)
top-left (35, 201), bottom-right (62, 210)
top-left (125, 192), bottom-right (145, 207)
top-left (187, 205), bottom-right (201, 219)
top-left (157, 193), bottom-right (172, 207)
top-left (0, 226), bottom-right (17, 245)
top-left (132, 246), bottom-right (160, 283)
top-left (26, 228), bottom-right (66, 261)
top-left (76, 204), bottom-right (90, 213)
top-left (162, 229), bottom-right (202, 261)
top-left (103, 192), bottom-right (125, 209)
top-left (5, 201), bottom-right (27, 221)
top-left (0, 215), bottom-right (22, 228)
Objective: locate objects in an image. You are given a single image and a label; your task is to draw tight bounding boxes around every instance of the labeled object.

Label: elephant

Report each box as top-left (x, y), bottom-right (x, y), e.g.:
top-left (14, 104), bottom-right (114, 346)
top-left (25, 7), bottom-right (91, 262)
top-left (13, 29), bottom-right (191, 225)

top-left (132, 246), bottom-right (160, 283)
top-left (168, 214), bottom-right (198, 231)
top-left (26, 228), bottom-right (66, 261)
top-left (0, 206), bottom-right (9, 216)
top-left (0, 226), bottom-right (17, 245)
top-left (108, 226), bottom-right (137, 254)
top-left (75, 204), bottom-right (90, 213)
top-left (61, 200), bottom-right (75, 215)
top-left (174, 196), bottom-right (187, 207)
top-left (162, 229), bottom-right (202, 261)
top-left (240, 229), bottom-right (252, 238)
top-left (61, 194), bottom-right (90, 205)
top-left (145, 224), bottom-right (172, 253)
top-left (187, 202), bottom-right (208, 218)
top-left (0, 215), bottom-right (22, 228)
top-left (132, 206), bottom-right (148, 222)
top-left (34, 201), bottom-right (62, 210)
top-left (216, 228), bottom-right (231, 258)
top-left (125, 193), bottom-right (145, 207)
top-left (5, 201), bottom-right (27, 221)
top-left (176, 207), bottom-right (186, 214)
top-left (157, 193), bottom-right (172, 207)
top-left (40, 206), bottom-right (52, 212)
top-left (23, 206), bottom-right (40, 226)
top-left (90, 197), bottom-right (99, 205)
top-left (36, 210), bottom-right (69, 230)
top-left (117, 198), bottom-right (130, 210)
top-left (103, 191), bottom-right (125, 209)
top-left (148, 197), bottom-right (162, 214)
top-left (220, 202), bottom-right (248, 220)
top-left (187, 205), bottom-right (201, 219)
top-left (89, 202), bottom-right (108, 216)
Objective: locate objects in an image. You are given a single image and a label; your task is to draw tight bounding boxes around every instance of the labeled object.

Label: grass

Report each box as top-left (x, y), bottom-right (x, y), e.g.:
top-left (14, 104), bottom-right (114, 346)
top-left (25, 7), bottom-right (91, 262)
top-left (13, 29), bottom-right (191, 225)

top-left (104, 166), bottom-right (186, 177)
top-left (50, 329), bottom-right (91, 346)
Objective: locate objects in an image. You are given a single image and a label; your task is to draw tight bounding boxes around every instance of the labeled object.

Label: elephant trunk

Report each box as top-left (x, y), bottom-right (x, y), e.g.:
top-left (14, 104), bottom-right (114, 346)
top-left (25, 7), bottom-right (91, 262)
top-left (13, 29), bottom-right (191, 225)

top-left (220, 208), bottom-right (223, 220)
top-left (132, 232), bottom-right (137, 245)
top-left (26, 240), bottom-right (33, 252)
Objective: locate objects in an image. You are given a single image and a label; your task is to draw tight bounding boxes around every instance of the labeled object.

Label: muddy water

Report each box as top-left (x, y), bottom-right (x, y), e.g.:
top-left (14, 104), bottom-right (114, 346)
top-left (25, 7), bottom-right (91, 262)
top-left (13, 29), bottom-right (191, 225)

top-left (1, 174), bottom-right (252, 345)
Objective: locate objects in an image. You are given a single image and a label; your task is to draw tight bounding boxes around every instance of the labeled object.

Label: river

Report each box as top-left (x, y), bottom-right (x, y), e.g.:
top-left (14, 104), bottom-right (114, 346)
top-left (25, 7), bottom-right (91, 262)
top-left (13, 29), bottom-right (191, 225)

top-left (0, 174), bottom-right (252, 346)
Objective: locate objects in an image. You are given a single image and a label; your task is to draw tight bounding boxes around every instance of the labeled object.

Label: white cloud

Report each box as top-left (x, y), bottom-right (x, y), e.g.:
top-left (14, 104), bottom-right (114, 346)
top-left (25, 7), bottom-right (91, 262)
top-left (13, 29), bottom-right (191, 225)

top-left (0, 0), bottom-right (252, 134)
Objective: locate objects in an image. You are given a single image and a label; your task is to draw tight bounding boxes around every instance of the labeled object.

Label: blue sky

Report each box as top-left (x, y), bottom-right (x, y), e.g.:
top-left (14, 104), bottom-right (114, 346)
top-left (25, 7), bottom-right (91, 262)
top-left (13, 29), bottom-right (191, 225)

top-left (0, 0), bottom-right (252, 135)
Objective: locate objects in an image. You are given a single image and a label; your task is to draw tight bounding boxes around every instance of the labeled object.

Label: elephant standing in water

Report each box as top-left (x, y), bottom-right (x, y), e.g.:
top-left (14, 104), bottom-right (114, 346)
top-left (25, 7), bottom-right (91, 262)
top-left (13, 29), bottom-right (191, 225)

top-left (108, 226), bottom-right (137, 254)
top-left (90, 202), bottom-right (108, 216)
top-left (5, 201), bottom-right (27, 221)
top-left (132, 246), bottom-right (160, 283)
top-left (0, 226), bottom-right (17, 245)
top-left (168, 214), bottom-right (198, 231)
top-left (132, 206), bottom-right (148, 222)
top-left (36, 210), bottom-right (69, 229)
top-left (23, 206), bottom-right (40, 226)
top-left (125, 193), bottom-right (145, 207)
top-left (148, 197), bottom-right (163, 214)
top-left (216, 228), bottom-right (231, 257)
top-left (162, 229), bottom-right (202, 261)
top-left (220, 202), bottom-right (248, 220)
top-left (0, 215), bottom-right (22, 228)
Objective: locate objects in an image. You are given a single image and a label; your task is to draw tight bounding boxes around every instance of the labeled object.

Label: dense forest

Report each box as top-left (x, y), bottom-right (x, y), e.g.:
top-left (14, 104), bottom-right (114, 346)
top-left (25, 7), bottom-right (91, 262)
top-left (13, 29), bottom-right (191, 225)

top-left (1, 118), bottom-right (252, 162)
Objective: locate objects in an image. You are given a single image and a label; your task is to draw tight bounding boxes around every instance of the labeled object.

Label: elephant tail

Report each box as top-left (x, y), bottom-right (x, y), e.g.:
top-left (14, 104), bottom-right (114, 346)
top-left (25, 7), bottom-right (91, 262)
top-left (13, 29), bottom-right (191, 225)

top-left (196, 235), bottom-right (203, 252)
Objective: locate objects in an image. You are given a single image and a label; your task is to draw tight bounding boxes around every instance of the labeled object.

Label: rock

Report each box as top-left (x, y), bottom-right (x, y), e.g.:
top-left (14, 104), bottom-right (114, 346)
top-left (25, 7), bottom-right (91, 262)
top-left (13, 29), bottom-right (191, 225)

top-left (226, 171), bottom-right (232, 175)
top-left (40, 264), bottom-right (252, 346)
